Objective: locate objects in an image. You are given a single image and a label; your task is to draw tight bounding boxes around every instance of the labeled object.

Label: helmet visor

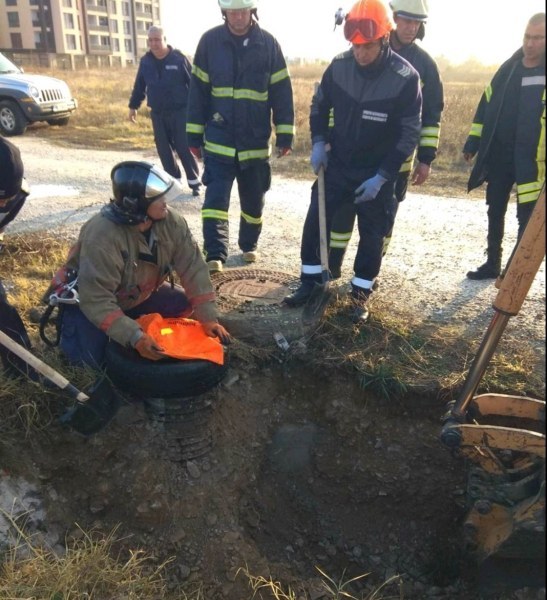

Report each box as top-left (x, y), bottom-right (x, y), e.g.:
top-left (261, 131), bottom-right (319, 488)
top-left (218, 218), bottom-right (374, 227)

top-left (344, 18), bottom-right (378, 43)
top-left (145, 166), bottom-right (173, 200)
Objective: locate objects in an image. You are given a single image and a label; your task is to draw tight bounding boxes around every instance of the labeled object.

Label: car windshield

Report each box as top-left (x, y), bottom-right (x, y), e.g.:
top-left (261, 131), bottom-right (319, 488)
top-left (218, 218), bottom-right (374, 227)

top-left (0, 53), bottom-right (22, 74)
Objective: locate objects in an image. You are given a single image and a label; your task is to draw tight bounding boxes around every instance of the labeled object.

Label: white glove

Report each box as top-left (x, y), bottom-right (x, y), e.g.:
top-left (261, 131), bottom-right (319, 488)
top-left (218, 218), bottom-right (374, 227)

top-left (310, 142), bottom-right (328, 174)
top-left (354, 174), bottom-right (388, 204)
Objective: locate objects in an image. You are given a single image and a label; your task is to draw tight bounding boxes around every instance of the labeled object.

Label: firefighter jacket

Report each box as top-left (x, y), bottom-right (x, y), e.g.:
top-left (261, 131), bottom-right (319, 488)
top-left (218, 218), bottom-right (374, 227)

top-left (129, 46), bottom-right (192, 113)
top-left (61, 209), bottom-right (217, 349)
top-left (389, 35), bottom-right (444, 169)
top-left (312, 46), bottom-right (422, 181)
top-left (464, 48), bottom-right (546, 204)
top-left (186, 23), bottom-right (295, 164)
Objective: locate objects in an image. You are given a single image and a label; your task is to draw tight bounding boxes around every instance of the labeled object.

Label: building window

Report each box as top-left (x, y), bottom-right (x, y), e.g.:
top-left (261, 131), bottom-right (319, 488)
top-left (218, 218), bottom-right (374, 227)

top-left (122, 1), bottom-right (130, 16)
top-left (98, 15), bottom-right (108, 26)
top-left (6, 0), bottom-right (17, 6)
top-left (112, 37), bottom-right (120, 52)
top-left (100, 35), bottom-right (110, 46)
top-left (34, 31), bottom-right (44, 48)
top-left (63, 12), bottom-right (74, 28)
top-left (122, 20), bottom-right (130, 34)
top-left (87, 14), bottom-right (97, 27)
top-left (143, 4), bottom-right (152, 14)
top-left (97, 0), bottom-right (106, 6)
top-left (66, 33), bottom-right (77, 50)
top-left (62, 0), bottom-right (72, 7)
top-left (124, 38), bottom-right (132, 52)
top-left (90, 34), bottom-right (99, 45)
top-left (110, 1), bottom-right (117, 13)
top-left (136, 19), bottom-right (145, 31)
top-left (10, 32), bottom-right (23, 48)
top-left (7, 11), bottom-right (20, 27)
top-left (110, 19), bottom-right (118, 33)
top-left (31, 10), bottom-right (40, 26)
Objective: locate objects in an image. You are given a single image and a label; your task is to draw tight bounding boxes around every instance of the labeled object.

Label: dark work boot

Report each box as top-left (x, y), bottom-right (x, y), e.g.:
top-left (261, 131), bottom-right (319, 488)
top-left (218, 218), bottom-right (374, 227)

top-left (283, 280), bottom-right (316, 307)
top-left (349, 287), bottom-right (371, 324)
top-left (466, 259), bottom-right (501, 280)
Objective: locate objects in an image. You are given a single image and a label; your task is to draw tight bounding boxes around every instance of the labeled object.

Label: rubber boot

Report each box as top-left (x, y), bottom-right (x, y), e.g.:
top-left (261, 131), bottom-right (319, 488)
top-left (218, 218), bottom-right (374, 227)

top-left (349, 286), bottom-right (371, 324)
top-left (283, 280), bottom-right (316, 307)
top-left (467, 244), bottom-right (502, 280)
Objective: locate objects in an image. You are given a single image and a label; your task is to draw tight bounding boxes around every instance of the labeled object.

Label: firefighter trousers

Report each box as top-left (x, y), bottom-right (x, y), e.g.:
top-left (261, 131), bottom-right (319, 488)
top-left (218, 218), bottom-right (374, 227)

top-left (201, 156), bottom-right (271, 263)
top-left (151, 110), bottom-right (200, 188)
top-left (300, 164), bottom-right (396, 291)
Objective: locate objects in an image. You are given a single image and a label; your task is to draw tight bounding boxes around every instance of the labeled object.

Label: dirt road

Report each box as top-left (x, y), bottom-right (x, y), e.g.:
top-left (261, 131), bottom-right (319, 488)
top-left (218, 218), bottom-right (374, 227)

top-left (10, 136), bottom-right (546, 360)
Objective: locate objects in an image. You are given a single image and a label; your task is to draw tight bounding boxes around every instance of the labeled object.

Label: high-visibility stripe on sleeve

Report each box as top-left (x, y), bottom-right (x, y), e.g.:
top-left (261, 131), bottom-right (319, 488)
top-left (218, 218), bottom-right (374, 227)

top-left (517, 181), bottom-right (543, 204)
top-left (484, 84), bottom-right (492, 102)
top-left (420, 125), bottom-right (441, 149)
top-left (468, 123), bottom-right (483, 138)
top-left (270, 68), bottom-right (289, 85)
top-left (192, 64), bottom-right (210, 84)
top-left (187, 122), bottom-right (205, 135)
top-left (275, 124), bottom-right (295, 135)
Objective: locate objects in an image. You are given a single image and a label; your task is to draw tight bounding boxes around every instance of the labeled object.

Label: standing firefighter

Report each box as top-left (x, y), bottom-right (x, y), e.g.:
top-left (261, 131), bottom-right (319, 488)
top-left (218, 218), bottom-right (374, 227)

top-left (284, 0), bottom-right (422, 323)
top-left (463, 13), bottom-right (546, 280)
top-left (186, 0), bottom-right (295, 273)
top-left (128, 26), bottom-right (202, 196)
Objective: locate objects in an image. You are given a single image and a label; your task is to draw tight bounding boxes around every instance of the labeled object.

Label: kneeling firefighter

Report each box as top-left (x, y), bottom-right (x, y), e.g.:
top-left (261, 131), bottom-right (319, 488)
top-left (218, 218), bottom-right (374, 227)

top-left (41, 161), bottom-right (230, 367)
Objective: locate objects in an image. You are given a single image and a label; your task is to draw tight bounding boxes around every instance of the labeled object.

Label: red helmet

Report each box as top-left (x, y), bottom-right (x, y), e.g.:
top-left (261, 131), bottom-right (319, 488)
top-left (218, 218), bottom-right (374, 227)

top-left (344, 0), bottom-right (393, 44)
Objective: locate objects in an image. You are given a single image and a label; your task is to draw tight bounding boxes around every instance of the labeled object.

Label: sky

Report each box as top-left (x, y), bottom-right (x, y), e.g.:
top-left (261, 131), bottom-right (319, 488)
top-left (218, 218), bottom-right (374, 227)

top-left (161, 0), bottom-right (545, 66)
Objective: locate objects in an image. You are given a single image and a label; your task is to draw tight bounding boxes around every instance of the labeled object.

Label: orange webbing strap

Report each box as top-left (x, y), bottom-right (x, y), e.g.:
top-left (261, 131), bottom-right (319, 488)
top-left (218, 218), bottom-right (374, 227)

top-left (136, 313), bottom-right (224, 365)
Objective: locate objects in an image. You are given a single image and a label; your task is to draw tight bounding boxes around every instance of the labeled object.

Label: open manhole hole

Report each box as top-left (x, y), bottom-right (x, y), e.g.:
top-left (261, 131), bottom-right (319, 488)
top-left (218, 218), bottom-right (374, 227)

top-left (211, 268), bottom-right (309, 345)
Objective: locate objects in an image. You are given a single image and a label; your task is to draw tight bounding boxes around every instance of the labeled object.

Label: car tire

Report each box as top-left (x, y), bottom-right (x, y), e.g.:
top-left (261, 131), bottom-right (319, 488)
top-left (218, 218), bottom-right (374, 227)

top-left (0, 100), bottom-right (28, 136)
top-left (104, 340), bottom-right (228, 399)
top-left (46, 117), bottom-right (70, 127)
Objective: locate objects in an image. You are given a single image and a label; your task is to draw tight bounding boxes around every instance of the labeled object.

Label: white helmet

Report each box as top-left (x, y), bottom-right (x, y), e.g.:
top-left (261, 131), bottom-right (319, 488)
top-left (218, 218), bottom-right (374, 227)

top-left (390, 0), bottom-right (428, 21)
top-left (218, 0), bottom-right (258, 9)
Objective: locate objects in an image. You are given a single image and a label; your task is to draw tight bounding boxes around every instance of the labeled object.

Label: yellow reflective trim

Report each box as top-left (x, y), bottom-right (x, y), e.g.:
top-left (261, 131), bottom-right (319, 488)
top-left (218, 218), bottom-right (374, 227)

top-left (238, 148), bottom-right (270, 161)
top-left (241, 211), bottom-right (263, 225)
top-left (186, 122), bottom-right (205, 134)
top-left (469, 123), bottom-right (483, 137)
top-left (517, 181), bottom-right (542, 194)
top-left (212, 87), bottom-right (234, 98)
top-left (420, 137), bottom-right (440, 148)
top-left (330, 240), bottom-right (349, 249)
top-left (330, 231), bottom-right (352, 241)
top-left (160, 328), bottom-right (173, 336)
top-left (192, 65), bottom-right (209, 84)
top-left (204, 140), bottom-right (236, 158)
top-left (234, 89), bottom-right (268, 101)
top-left (485, 84), bottom-right (492, 102)
top-left (275, 124), bottom-right (295, 135)
top-left (421, 126), bottom-right (440, 137)
top-left (270, 68), bottom-right (289, 85)
top-left (202, 209), bottom-right (229, 220)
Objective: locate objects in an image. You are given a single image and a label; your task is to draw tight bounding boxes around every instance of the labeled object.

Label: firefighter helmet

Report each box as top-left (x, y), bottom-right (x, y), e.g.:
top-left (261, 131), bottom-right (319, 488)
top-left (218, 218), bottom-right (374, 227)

top-left (109, 161), bottom-right (174, 224)
top-left (218, 0), bottom-right (258, 9)
top-left (344, 0), bottom-right (393, 44)
top-left (390, 0), bottom-right (428, 21)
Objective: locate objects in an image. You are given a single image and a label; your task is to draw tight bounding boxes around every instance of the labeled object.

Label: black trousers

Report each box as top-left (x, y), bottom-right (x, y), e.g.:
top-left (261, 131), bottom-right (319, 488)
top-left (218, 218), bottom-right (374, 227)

top-left (151, 110), bottom-right (200, 188)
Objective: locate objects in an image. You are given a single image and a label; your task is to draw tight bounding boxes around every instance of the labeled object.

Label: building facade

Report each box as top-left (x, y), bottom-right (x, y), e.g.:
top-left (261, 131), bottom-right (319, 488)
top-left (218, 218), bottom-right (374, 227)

top-left (0, 0), bottom-right (161, 65)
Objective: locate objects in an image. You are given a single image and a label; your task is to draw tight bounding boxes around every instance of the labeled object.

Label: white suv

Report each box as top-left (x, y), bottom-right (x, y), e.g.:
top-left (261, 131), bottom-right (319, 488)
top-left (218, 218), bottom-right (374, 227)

top-left (0, 52), bottom-right (77, 136)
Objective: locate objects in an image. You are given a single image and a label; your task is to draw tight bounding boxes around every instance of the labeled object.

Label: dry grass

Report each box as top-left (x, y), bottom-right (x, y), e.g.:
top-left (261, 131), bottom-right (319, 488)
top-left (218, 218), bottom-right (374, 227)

top-left (23, 62), bottom-right (495, 196)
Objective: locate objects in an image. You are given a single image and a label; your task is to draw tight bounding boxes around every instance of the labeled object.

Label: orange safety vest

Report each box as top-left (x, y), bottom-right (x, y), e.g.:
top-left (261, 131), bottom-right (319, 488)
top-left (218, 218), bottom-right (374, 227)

top-left (136, 313), bottom-right (224, 365)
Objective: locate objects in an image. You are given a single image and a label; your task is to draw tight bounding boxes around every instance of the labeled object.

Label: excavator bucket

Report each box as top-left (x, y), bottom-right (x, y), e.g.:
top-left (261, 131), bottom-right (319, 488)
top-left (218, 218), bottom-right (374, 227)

top-left (441, 191), bottom-right (546, 562)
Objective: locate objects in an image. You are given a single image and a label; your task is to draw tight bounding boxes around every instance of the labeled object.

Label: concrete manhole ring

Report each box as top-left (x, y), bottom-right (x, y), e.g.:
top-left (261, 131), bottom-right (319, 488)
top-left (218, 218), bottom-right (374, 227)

top-left (211, 269), bottom-right (306, 345)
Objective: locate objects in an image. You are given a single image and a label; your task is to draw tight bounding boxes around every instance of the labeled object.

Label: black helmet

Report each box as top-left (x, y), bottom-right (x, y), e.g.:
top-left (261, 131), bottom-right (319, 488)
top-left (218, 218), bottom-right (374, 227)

top-left (109, 161), bottom-right (174, 224)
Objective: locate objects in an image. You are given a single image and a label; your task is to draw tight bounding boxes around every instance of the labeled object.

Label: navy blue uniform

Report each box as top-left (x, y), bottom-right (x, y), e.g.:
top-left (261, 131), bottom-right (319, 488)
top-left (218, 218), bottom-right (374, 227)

top-left (129, 47), bottom-right (200, 190)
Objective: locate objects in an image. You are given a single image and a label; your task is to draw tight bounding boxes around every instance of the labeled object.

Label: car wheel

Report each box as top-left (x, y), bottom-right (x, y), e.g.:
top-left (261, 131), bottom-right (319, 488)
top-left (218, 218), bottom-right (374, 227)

top-left (104, 340), bottom-right (228, 399)
top-left (46, 117), bottom-right (70, 127)
top-left (0, 100), bottom-right (28, 136)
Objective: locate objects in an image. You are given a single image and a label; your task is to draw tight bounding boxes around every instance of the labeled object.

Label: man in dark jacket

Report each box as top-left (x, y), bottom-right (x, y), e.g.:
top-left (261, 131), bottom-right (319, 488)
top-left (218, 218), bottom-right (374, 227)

top-left (0, 137), bottom-right (29, 251)
top-left (463, 13), bottom-right (545, 280)
top-left (284, 0), bottom-right (421, 324)
top-left (186, 0), bottom-right (295, 273)
top-left (129, 26), bottom-right (201, 196)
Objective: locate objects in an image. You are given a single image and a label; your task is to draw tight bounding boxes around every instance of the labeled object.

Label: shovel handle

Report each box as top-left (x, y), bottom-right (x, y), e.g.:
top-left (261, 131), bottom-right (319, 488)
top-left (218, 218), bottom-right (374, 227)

top-left (0, 330), bottom-right (89, 403)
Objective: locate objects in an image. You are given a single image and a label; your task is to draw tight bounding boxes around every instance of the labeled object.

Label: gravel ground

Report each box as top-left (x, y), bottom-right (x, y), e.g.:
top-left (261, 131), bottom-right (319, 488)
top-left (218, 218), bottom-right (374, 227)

top-left (7, 136), bottom-right (546, 373)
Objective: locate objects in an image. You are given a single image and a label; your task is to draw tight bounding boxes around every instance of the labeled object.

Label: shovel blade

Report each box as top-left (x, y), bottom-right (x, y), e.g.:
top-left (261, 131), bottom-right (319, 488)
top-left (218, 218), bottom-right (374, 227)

top-left (59, 375), bottom-right (121, 436)
top-left (301, 282), bottom-right (333, 327)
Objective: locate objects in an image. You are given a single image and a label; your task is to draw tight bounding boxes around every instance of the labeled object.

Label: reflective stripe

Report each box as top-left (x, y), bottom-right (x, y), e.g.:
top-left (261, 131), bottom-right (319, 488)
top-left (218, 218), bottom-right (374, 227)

top-left (202, 208), bottom-right (229, 220)
top-left (351, 276), bottom-right (373, 290)
top-left (485, 84), bottom-right (492, 103)
top-left (276, 124), bottom-right (296, 135)
top-left (187, 122), bottom-right (205, 135)
top-left (204, 140), bottom-right (236, 158)
top-left (238, 148), bottom-right (270, 161)
top-left (469, 123), bottom-right (483, 138)
top-left (192, 65), bottom-right (209, 84)
top-left (382, 235), bottom-right (392, 255)
top-left (234, 89), bottom-right (268, 101)
top-left (241, 211), bottom-right (263, 225)
top-left (420, 125), bottom-right (440, 149)
top-left (330, 231), bottom-right (352, 249)
top-left (302, 264), bottom-right (322, 275)
top-left (270, 67), bottom-right (289, 85)
top-left (212, 87), bottom-right (234, 98)
top-left (517, 181), bottom-right (543, 204)
top-left (399, 152), bottom-right (415, 173)
top-left (328, 108), bottom-right (334, 129)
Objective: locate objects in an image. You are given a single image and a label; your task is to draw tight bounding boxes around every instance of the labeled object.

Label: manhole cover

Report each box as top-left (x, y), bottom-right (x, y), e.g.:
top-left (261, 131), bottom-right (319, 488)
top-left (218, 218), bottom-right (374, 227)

top-left (211, 269), bottom-right (307, 345)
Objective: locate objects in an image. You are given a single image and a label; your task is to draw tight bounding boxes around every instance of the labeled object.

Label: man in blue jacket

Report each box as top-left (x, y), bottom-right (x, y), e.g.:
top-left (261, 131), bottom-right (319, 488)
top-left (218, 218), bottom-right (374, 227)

top-left (128, 26), bottom-right (201, 197)
top-left (463, 13), bottom-right (545, 280)
top-left (186, 0), bottom-right (295, 273)
top-left (284, 0), bottom-right (421, 324)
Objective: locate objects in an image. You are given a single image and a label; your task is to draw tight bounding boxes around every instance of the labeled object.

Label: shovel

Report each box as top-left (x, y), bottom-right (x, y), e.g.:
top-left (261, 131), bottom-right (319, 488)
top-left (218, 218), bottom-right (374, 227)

top-left (0, 329), bottom-right (120, 436)
top-left (302, 165), bottom-right (332, 326)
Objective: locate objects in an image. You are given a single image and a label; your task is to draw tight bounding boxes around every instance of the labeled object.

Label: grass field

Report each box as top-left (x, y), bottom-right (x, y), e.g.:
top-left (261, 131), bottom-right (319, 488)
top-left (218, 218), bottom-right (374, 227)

top-left (22, 61), bottom-right (495, 197)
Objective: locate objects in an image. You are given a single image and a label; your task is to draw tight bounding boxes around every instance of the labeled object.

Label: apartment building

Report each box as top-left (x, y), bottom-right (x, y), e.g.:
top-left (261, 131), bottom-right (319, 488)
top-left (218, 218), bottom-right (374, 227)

top-left (0, 0), bottom-right (161, 65)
